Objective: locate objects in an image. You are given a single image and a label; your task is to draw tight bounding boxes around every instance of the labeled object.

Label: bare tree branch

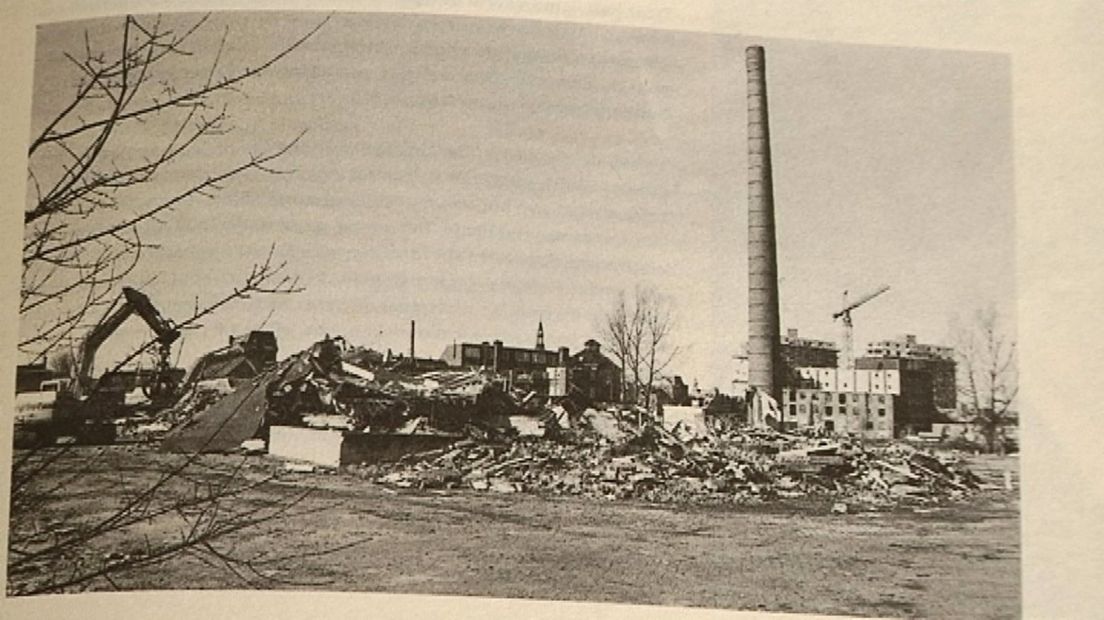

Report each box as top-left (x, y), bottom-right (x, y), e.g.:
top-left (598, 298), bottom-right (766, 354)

top-left (600, 286), bottom-right (680, 408)
top-left (953, 307), bottom-right (1018, 453)
top-left (10, 13), bottom-right (335, 596)
top-left (20, 13), bottom-right (328, 364)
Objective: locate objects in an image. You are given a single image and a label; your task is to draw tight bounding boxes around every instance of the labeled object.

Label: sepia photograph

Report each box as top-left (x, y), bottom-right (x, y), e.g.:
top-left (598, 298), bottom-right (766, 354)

top-left (6, 7), bottom-right (1027, 618)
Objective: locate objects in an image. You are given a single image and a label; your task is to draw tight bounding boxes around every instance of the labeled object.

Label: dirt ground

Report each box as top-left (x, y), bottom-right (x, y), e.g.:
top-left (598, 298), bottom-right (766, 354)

top-left (8, 446), bottom-right (1020, 618)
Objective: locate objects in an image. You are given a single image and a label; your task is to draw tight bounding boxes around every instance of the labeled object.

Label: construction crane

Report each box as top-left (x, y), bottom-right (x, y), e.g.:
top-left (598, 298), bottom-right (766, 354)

top-left (832, 284), bottom-right (890, 370)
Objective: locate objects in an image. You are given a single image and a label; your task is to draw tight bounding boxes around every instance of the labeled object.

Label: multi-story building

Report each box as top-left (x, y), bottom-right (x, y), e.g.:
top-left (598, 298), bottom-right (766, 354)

top-left (439, 338), bottom-right (566, 394)
top-left (439, 339), bottom-right (567, 373)
top-left (784, 363), bottom-right (943, 437)
top-left (744, 333), bottom-right (954, 438)
top-left (780, 386), bottom-right (895, 439)
top-left (866, 334), bottom-right (953, 360)
top-left (439, 325), bottom-right (621, 401)
top-left (852, 357), bottom-right (941, 431)
top-left (733, 328), bottom-right (837, 396)
top-left (781, 367), bottom-right (901, 439)
top-left (568, 339), bottom-right (622, 403)
top-left (781, 328), bottom-right (839, 369)
top-left (438, 322), bottom-right (563, 393)
top-left (860, 333), bottom-right (956, 413)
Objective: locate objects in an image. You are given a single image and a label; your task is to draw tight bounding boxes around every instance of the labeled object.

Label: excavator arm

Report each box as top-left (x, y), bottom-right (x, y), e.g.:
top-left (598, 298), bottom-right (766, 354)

top-left (72, 287), bottom-right (180, 399)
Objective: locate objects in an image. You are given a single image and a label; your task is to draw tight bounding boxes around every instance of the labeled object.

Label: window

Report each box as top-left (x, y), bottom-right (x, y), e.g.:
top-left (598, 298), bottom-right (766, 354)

top-left (878, 409), bottom-right (886, 417)
top-left (789, 404), bottom-right (797, 417)
top-left (838, 394), bottom-right (846, 405)
top-left (517, 351), bottom-right (530, 363)
top-left (825, 406), bottom-right (833, 417)
top-left (851, 393), bottom-right (859, 403)
top-left (865, 421), bottom-right (874, 430)
top-left (799, 392), bottom-right (807, 400)
top-left (878, 395), bottom-right (886, 404)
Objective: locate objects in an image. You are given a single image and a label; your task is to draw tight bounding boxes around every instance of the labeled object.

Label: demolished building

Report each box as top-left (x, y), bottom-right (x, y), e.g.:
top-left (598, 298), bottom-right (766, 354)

top-left (182, 330), bottom-right (278, 387)
top-left (162, 334), bottom-right (561, 455)
top-left (152, 328), bottom-right (989, 512)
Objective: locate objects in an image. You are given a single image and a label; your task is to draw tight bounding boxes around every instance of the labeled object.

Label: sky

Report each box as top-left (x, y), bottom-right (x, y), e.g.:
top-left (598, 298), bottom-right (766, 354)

top-left (22, 11), bottom-right (1015, 390)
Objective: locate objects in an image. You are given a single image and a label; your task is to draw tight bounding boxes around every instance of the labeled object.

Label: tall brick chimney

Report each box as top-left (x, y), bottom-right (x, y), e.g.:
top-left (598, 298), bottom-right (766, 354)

top-left (746, 45), bottom-right (782, 403)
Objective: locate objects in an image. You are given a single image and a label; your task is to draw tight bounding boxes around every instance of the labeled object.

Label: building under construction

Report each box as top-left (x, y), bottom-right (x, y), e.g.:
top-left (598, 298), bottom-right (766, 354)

top-left (741, 45), bottom-right (952, 438)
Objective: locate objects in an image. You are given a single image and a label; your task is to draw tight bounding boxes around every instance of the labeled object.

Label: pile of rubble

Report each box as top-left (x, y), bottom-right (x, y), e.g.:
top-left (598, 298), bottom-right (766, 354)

top-left (353, 409), bottom-right (982, 509)
top-left (259, 340), bottom-right (532, 435)
top-left (162, 334), bottom-right (984, 510)
top-left (161, 335), bottom-right (568, 452)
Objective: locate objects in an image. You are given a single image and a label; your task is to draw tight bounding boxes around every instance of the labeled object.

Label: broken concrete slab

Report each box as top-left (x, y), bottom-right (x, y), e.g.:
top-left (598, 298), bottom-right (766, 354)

top-left (160, 372), bottom-right (274, 454)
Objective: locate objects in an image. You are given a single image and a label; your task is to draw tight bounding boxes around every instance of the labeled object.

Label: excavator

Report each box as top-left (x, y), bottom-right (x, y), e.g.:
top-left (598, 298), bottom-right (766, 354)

top-left (14, 286), bottom-right (181, 447)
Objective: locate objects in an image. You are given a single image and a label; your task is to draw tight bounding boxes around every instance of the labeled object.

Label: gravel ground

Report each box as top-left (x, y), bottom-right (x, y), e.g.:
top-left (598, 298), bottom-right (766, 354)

top-left (8, 445), bottom-right (1019, 618)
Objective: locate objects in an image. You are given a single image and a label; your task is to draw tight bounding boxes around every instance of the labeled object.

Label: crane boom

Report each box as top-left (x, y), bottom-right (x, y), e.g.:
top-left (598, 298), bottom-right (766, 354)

top-left (832, 284), bottom-right (890, 370)
top-left (832, 284), bottom-right (890, 319)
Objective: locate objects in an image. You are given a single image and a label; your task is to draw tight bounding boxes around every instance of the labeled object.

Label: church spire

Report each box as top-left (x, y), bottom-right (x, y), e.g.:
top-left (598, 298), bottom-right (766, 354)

top-left (536, 319), bottom-right (545, 351)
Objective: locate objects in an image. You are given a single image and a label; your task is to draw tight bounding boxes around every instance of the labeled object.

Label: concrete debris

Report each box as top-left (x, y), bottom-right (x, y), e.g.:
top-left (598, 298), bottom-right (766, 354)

top-left (358, 419), bottom-right (982, 509)
top-left (162, 336), bottom-right (499, 452)
top-left (240, 438), bottom-right (266, 454)
top-left (507, 415), bottom-right (545, 438)
top-left (303, 414), bottom-right (355, 431)
top-left (662, 405), bottom-right (709, 439)
top-left (158, 334), bottom-right (986, 510)
top-left (580, 408), bottom-right (631, 443)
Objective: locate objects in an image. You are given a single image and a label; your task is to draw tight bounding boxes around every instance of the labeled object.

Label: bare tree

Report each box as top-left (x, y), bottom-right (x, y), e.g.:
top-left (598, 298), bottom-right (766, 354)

top-left (7, 249), bottom-right (313, 595)
top-left (8, 14), bottom-right (342, 595)
top-left (641, 291), bottom-right (679, 409)
top-left (600, 286), bottom-right (680, 408)
top-left (601, 291), bottom-right (636, 403)
top-left (20, 12), bottom-right (329, 364)
top-left (954, 307), bottom-right (1018, 453)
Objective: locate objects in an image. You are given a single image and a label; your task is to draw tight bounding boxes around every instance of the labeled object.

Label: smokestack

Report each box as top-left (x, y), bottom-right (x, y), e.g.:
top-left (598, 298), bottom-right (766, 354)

top-left (409, 320), bottom-right (415, 361)
top-left (746, 45), bottom-right (782, 403)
